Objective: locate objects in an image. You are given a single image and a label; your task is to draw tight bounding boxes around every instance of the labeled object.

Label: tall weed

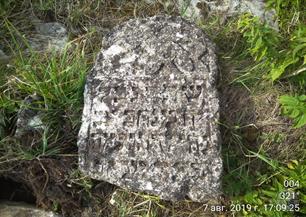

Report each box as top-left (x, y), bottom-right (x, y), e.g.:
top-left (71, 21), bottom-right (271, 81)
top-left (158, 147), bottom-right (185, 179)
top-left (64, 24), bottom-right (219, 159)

top-left (236, 152), bottom-right (306, 216)
top-left (237, 0), bottom-right (306, 127)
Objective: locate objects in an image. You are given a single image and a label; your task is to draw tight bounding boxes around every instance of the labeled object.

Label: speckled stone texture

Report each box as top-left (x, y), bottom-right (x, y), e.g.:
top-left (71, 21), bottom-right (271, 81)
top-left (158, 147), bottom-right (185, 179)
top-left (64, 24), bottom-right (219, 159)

top-left (0, 202), bottom-right (61, 217)
top-left (78, 15), bottom-right (222, 202)
top-left (176, 0), bottom-right (278, 29)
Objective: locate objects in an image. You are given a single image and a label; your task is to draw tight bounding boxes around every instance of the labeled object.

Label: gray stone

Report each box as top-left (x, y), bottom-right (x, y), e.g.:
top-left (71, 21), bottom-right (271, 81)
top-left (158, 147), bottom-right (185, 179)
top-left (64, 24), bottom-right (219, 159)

top-left (15, 94), bottom-right (45, 139)
top-left (78, 15), bottom-right (222, 202)
top-left (0, 202), bottom-right (61, 217)
top-left (144, 0), bottom-right (156, 4)
top-left (0, 49), bottom-right (8, 60)
top-left (177, 0), bottom-right (278, 29)
top-left (28, 18), bottom-right (68, 52)
top-left (0, 49), bottom-right (10, 64)
top-left (1, 19), bottom-right (68, 61)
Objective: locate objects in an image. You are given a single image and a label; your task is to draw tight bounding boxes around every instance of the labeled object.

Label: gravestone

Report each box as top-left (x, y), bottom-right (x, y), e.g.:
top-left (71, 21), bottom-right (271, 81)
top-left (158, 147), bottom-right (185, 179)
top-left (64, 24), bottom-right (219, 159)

top-left (78, 15), bottom-right (222, 202)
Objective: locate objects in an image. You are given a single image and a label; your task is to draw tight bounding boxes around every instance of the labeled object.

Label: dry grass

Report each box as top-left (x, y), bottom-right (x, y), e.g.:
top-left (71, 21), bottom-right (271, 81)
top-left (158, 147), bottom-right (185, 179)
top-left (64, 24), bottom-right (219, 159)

top-left (253, 87), bottom-right (306, 161)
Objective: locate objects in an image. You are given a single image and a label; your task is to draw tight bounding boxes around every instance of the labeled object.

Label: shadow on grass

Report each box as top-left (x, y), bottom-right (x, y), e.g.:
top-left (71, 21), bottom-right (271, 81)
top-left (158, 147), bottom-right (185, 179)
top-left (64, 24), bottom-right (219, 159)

top-left (218, 61), bottom-right (261, 198)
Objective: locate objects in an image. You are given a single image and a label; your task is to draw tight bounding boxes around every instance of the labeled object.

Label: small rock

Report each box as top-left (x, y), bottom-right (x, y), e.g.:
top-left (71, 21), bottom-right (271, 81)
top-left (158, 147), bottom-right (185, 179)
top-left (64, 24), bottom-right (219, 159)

top-left (0, 202), bottom-right (61, 217)
top-left (144, 0), bottom-right (156, 4)
top-left (109, 190), bottom-right (119, 206)
top-left (35, 22), bottom-right (67, 38)
top-left (27, 18), bottom-right (68, 52)
top-left (15, 94), bottom-right (45, 139)
top-left (0, 49), bottom-right (8, 58)
top-left (176, 0), bottom-right (278, 29)
top-left (0, 49), bottom-right (9, 63)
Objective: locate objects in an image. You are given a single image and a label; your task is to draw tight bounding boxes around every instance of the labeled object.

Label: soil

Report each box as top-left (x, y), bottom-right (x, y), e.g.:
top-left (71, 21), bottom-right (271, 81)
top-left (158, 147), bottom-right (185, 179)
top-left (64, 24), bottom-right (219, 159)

top-left (1, 156), bottom-right (116, 216)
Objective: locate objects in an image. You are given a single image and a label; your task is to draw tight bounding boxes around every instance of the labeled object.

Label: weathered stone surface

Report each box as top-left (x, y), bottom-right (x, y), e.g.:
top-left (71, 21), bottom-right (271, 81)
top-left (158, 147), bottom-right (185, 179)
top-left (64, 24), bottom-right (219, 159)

top-left (28, 17), bottom-right (68, 52)
top-left (78, 15), bottom-right (222, 202)
top-left (15, 94), bottom-right (45, 139)
top-left (0, 49), bottom-right (9, 63)
top-left (0, 202), bottom-right (61, 217)
top-left (1, 19), bottom-right (68, 64)
top-left (177, 0), bottom-right (278, 29)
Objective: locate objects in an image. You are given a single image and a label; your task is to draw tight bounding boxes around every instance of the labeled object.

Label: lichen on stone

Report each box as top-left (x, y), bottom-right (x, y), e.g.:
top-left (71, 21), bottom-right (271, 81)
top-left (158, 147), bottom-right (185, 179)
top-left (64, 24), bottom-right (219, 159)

top-left (78, 15), bottom-right (222, 202)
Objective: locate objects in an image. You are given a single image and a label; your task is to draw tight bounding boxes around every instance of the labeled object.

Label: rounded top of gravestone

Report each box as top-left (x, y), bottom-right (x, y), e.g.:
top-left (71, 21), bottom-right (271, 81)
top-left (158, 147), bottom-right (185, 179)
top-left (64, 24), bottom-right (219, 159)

top-left (91, 15), bottom-right (218, 86)
top-left (78, 15), bottom-right (222, 202)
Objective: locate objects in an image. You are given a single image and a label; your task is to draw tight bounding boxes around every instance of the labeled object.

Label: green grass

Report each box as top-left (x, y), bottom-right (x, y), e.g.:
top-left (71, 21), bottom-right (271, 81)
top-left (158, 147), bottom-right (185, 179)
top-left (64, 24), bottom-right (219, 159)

top-left (236, 153), bottom-right (306, 216)
top-left (2, 44), bottom-right (88, 120)
top-left (200, 1), bottom-right (306, 216)
top-left (0, 39), bottom-right (90, 166)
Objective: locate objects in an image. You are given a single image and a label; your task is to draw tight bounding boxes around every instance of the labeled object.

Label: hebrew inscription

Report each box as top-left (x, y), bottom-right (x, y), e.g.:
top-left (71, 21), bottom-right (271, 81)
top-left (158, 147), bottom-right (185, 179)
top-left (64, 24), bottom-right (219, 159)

top-left (78, 15), bottom-right (222, 202)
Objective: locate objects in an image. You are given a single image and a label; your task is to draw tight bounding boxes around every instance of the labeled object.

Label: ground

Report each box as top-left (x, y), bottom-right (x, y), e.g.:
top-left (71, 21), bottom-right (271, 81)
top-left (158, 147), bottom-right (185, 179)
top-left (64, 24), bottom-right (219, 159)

top-left (0, 1), bottom-right (305, 217)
